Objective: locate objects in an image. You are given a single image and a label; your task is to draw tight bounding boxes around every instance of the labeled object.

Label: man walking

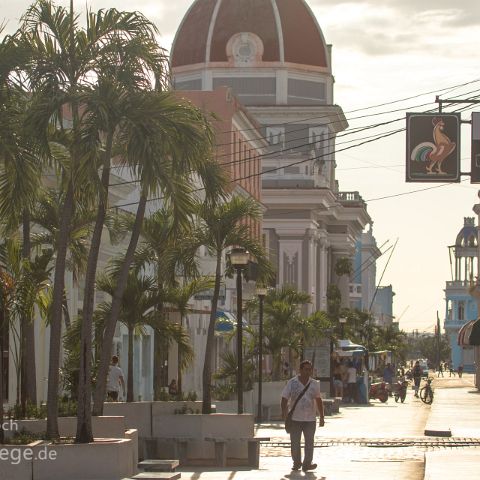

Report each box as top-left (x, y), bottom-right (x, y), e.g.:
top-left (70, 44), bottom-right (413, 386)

top-left (281, 360), bottom-right (324, 472)
top-left (107, 355), bottom-right (126, 401)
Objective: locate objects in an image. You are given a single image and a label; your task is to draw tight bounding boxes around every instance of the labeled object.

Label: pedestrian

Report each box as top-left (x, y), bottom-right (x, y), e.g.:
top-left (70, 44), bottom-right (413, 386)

top-left (107, 355), bottom-right (125, 401)
top-left (412, 360), bottom-right (422, 397)
top-left (346, 361), bottom-right (357, 403)
top-left (437, 362), bottom-right (444, 377)
top-left (383, 363), bottom-right (394, 386)
top-left (168, 379), bottom-right (178, 396)
top-left (458, 364), bottom-right (464, 378)
top-left (281, 360), bottom-right (324, 472)
top-left (333, 361), bottom-right (343, 398)
top-left (448, 362), bottom-right (456, 377)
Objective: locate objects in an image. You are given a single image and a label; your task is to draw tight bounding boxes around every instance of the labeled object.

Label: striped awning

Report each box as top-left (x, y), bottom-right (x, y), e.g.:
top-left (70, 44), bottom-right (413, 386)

top-left (457, 319), bottom-right (480, 346)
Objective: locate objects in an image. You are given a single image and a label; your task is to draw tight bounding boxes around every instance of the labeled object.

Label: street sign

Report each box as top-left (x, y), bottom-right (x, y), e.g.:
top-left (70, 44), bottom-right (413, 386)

top-left (471, 112), bottom-right (480, 183)
top-left (406, 113), bottom-right (461, 182)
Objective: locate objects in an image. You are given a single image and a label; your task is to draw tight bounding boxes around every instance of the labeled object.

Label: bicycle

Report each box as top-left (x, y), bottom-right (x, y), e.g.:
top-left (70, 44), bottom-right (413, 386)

top-left (419, 377), bottom-right (434, 404)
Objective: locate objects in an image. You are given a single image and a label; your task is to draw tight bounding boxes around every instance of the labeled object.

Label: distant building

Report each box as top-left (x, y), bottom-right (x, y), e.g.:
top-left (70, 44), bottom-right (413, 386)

top-left (444, 217), bottom-right (478, 372)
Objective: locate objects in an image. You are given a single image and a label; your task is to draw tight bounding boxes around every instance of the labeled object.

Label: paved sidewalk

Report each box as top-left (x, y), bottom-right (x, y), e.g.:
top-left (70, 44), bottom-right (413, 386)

top-left (423, 373), bottom-right (480, 479)
top-left (173, 374), bottom-right (480, 480)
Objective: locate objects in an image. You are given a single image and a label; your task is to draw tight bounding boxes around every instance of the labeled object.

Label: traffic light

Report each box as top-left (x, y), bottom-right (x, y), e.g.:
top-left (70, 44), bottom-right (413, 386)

top-left (471, 112), bottom-right (480, 183)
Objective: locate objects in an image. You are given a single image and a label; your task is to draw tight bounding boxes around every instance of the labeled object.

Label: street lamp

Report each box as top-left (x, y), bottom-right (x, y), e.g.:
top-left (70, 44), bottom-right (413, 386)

top-left (230, 248), bottom-right (250, 414)
top-left (339, 317), bottom-right (347, 339)
top-left (255, 286), bottom-right (267, 422)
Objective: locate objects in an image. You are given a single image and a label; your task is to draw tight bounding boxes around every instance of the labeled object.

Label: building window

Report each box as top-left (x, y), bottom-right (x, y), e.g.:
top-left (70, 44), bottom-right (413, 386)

top-left (266, 127), bottom-right (285, 147)
top-left (458, 301), bottom-right (465, 321)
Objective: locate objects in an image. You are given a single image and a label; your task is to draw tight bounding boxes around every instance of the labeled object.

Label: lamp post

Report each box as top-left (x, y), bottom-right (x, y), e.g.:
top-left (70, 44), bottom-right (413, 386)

top-left (230, 248), bottom-right (250, 414)
top-left (339, 317), bottom-right (347, 340)
top-left (255, 286), bottom-right (267, 422)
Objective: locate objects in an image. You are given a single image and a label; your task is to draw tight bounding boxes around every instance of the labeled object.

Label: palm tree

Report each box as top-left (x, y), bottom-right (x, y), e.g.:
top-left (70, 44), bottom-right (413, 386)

top-left (74, 12), bottom-right (170, 442)
top-left (133, 207), bottom-right (200, 400)
top-left (16, 0), bottom-right (174, 441)
top-left (0, 239), bottom-right (52, 407)
top-left (0, 29), bottom-right (42, 413)
top-left (260, 287), bottom-right (311, 380)
top-left (166, 277), bottom-right (215, 395)
top-left (92, 92), bottom-right (226, 416)
top-left (96, 270), bottom-right (157, 402)
top-left (194, 195), bottom-right (272, 413)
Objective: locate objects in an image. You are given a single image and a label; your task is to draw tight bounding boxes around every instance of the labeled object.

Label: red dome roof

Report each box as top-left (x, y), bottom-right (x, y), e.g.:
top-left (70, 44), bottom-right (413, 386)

top-left (172, 0), bottom-right (328, 68)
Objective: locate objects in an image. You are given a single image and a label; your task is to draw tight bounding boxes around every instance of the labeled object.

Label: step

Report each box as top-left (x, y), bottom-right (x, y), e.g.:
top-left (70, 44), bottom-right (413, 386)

top-left (138, 459), bottom-right (179, 472)
top-left (126, 472), bottom-right (181, 480)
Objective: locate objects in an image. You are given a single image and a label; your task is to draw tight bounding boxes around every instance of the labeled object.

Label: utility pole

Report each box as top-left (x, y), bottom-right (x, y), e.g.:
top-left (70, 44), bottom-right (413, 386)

top-left (436, 311), bottom-right (441, 368)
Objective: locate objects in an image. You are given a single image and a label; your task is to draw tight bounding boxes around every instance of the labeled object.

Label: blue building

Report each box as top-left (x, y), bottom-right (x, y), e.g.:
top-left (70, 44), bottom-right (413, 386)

top-left (444, 217), bottom-right (477, 372)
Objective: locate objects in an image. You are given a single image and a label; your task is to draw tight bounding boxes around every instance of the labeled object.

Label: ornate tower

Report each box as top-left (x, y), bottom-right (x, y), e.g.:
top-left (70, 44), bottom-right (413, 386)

top-left (444, 217), bottom-right (478, 371)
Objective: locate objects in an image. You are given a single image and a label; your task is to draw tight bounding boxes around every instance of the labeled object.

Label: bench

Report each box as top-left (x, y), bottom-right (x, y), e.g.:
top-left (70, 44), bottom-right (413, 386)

top-left (205, 436), bottom-right (270, 468)
top-left (138, 460), bottom-right (179, 472)
top-left (126, 472), bottom-right (181, 480)
top-left (144, 437), bottom-right (193, 465)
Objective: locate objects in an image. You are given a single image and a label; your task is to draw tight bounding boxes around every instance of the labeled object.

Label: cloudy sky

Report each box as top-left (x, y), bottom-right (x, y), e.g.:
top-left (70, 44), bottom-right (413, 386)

top-left (3, 0), bottom-right (480, 334)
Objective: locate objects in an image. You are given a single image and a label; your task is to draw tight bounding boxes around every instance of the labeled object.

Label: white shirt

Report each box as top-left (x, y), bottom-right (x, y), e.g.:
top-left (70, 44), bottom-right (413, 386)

top-left (281, 376), bottom-right (321, 422)
top-left (346, 367), bottom-right (357, 384)
top-left (107, 365), bottom-right (124, 392)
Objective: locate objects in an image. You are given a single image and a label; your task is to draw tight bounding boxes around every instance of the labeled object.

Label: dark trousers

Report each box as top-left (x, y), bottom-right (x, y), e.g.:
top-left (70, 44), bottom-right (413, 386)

top-left (290, 420), bottom-right (316, 467)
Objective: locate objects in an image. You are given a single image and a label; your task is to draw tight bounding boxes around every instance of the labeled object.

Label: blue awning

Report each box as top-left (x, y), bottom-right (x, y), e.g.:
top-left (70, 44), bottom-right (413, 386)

top-left (215, 311), bottom-right (236, 333)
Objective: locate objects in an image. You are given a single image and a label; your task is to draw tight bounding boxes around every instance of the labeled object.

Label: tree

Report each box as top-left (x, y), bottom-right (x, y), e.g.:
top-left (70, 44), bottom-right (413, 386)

top-left (92, 92), bottom-right (225, 416)
top-left (195, 196), bottom-right (272, 413)
top-left (0, 29), bottom-right (42, 413)
top-left (167, 277), bottom-right (215, 395)
top-left (133, 207), bottom-right (202, 400)
top-left (96, 269), bottom-right (156, 402)
top-left (16, 0), bottom-right (168, 439)
top-left (260, 287), bottom-right (311, 380)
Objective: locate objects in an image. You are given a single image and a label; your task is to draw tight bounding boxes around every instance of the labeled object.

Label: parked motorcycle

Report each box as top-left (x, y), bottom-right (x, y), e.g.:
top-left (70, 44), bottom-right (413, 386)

top-left (369, 381), bottom-right (389, 402)
top-left (390, 379), bottom-right (409, 403)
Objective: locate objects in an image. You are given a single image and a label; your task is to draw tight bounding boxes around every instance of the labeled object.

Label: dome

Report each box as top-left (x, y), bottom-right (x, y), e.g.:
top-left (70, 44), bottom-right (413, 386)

top-left (455, 217), bottom-right (478, 247)
top-left (172, 0), bottom-right (328, 69)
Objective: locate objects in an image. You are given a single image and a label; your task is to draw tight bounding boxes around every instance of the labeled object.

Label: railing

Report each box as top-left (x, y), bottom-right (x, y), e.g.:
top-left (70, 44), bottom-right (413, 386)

top-left (446, 280), bottom-right (472, 287)
top-left (337, 191), bottom-right (365, 204)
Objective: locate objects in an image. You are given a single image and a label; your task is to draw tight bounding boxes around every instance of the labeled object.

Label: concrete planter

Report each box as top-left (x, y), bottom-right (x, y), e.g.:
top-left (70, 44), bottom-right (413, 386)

top-left (7, 416), bottom-right (126, 440)
top-left (0, 437), bottom-right (137, 480)
top-left (150, 413), bottom-right (254, 464)
top-left (103, 401), bottom-right (204, 438)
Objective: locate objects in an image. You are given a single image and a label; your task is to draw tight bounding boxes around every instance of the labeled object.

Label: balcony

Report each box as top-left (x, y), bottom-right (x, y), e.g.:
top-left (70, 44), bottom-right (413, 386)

top-left (337, 191), bottom-right (365, 206)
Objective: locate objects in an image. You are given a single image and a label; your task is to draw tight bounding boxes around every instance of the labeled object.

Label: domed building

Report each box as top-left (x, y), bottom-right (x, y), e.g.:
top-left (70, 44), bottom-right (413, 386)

top-left (445, 217), bottom-right (479, 372)
top-left (172, 0), bottom-right (372, 312)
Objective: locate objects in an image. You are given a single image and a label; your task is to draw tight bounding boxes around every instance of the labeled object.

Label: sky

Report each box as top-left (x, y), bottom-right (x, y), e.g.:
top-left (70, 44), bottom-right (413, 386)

top-left (3, 0), bottom-right (480, 334)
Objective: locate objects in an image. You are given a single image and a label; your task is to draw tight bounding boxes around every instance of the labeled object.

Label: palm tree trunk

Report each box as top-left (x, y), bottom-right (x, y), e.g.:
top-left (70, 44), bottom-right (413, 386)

top-left (153, 330), bottom-right (163, 400)
top-left (75, 137), bottom-right (112, 443)
top-left (177, 316), bottom-right (183, 396)
top-left (22, 210), bottom-right (37, 408)
top-left (202, 251), bottom-right (222, 414)
top-left (127, 326), bottom-right (134, 402)
top-left (0, 305), bottom-right (5, 444)
top-left (93, 194), bottom-right (147, 416)
top-left (46, 182), bottom-right (74, 439)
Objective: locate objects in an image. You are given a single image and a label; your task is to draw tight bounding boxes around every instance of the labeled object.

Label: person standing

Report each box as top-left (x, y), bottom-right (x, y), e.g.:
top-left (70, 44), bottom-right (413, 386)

top-left (107, 355), bottom-right (125, 401)
top-left (281, 360), bottom-right (324, 472)
top-left (458, 364), bottom-right (464, 377)
top-left (346, 361), bottom-right (358, 403)
top-left (412, 360), bottom-right (422, 397)
top-left (437, 362), bottom-right (444, 377)
top-left (448, 362), bottom-right (456, 377)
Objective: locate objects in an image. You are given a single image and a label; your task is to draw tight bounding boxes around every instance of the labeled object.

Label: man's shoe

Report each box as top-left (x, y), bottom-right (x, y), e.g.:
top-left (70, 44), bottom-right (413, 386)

top-left (292, 463), bottom-right (302, 470)
top-left (302, 463), bottom-right (317, 472)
